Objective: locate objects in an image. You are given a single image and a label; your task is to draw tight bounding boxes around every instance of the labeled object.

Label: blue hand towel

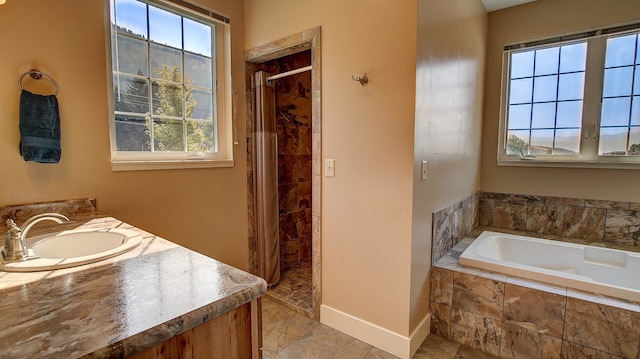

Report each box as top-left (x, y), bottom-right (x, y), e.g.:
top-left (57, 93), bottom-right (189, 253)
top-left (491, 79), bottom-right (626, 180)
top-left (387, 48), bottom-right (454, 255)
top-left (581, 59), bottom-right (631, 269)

top-left (19, 90), bottom-right (61, 163)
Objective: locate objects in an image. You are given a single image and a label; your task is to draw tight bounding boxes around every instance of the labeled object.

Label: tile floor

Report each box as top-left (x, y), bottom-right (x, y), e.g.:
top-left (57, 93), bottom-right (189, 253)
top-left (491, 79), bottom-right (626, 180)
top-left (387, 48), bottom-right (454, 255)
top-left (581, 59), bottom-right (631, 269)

top-left (261, 297), bottom-right (499, 359)
top-left (265, 261), bottom-right (313, 317)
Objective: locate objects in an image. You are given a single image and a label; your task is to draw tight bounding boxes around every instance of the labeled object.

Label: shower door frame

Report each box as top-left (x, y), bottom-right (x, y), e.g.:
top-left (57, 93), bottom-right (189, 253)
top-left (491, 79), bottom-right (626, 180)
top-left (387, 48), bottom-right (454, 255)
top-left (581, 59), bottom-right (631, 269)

top-left (245, 27), bottom-right (322, 319)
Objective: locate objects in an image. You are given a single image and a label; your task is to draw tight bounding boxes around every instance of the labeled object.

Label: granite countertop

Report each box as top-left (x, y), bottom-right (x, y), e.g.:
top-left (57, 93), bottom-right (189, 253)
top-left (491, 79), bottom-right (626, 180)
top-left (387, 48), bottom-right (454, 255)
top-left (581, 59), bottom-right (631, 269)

top-left (0, 215), bottom-right (267, 359)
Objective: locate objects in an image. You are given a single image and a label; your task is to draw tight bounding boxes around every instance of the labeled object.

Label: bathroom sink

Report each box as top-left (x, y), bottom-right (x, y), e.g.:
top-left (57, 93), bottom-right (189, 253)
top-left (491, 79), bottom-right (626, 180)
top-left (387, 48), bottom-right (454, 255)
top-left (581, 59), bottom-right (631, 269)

top-left (0, 228), bottom-right (142, 272)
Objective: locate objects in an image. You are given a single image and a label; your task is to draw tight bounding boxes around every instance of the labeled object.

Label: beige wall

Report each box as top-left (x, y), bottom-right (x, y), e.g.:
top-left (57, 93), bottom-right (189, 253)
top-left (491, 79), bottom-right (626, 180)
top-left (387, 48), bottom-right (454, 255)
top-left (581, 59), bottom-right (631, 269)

top-left (245, 0), bottom-right (418, 336)
top-left (0, 0), bottom-right (249, 270)
top-left (411, 0), bottom-right (486, 332)
top-left (481, 0), bottom-right (640, 202)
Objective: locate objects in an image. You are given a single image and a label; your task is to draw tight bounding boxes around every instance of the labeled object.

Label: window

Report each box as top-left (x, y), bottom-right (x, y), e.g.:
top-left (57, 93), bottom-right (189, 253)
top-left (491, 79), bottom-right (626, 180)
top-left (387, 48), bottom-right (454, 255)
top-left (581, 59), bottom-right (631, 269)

top-left (498, 23), bottom-right (640, 168)
top-left (599, 33), bottom-right (640, 156)
top-left (107, 0), bottom-right (233, 170)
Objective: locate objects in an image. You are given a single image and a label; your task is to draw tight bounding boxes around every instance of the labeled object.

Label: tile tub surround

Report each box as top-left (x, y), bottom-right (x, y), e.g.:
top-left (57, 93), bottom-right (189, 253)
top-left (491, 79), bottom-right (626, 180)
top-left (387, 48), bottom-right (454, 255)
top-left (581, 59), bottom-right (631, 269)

top-left (0, 210), bottom-right (266, 358)
top-left (478, 192), bottom-right (640, 248)
top-left (430, 237), bottom-right (640, 359)
top-left (431, 193), bottom-right (478, 264)
top-left (432, 192), bottom-right (640, 264)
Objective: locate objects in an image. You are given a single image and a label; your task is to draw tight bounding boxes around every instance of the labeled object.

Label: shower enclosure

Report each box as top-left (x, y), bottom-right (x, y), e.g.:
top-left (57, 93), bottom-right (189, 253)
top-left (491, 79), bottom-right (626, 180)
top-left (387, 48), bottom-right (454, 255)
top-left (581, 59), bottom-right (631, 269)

top-left (247, 40), bottom-right (320, 318)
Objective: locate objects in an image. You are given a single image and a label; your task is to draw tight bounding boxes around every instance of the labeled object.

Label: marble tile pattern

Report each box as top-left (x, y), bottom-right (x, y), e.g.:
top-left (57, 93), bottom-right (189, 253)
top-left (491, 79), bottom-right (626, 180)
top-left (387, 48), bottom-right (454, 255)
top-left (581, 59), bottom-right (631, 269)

top-left (0, 198), bottom-right (96, 234)
top-left (250, 50), bottom-right (313, 273)
top-left (450, 308), bottom-right (502, 356)
top-left (500, 323), bottom-right (562, 359)
top-left (561, 341), bottom-right (625, 359)
top-left (430, 267), bottom-right (453, 306)
top-left (0, 204), bottom-right (267, 359)
top-left (564, 296), bottom-right (640, 358)
top-left (503, 282), bottom-right (565, 338)
top-left (265, 261), bottom-right (313, 318)
top-left (432, 193), bottom-right (478, 263)
top-left (430, 235), bottom-right (640, 359)
top-left (309, 27), bottom-right (322, 320)
top-left (261, 297), bottom-right (499, 359)
top-left (478, 191), bottom-right (640, 248)
top-left (256, 51), bottom-right (312, 272)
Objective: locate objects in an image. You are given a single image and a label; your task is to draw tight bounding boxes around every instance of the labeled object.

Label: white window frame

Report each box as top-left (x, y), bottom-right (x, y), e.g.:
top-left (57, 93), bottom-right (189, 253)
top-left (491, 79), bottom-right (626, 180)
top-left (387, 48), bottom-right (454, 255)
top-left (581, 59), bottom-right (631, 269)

top-left (105, 0), bottom-right (234, 171)
top-left (497, 22), bottom-right (640, 169)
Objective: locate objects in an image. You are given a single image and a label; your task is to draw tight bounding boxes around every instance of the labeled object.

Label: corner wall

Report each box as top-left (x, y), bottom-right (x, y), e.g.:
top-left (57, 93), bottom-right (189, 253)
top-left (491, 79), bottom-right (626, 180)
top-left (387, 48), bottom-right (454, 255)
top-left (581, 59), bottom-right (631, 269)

top-left (481, 0), bottom-right (640, 203)
top-left (0, 0), bottom-right (249, 270)
top-left (244, 0), bottom-right (487, 357)
top-left (244, 0), bottom-right (418, 355)
top-left (412, 0), bottom-right (487, 341)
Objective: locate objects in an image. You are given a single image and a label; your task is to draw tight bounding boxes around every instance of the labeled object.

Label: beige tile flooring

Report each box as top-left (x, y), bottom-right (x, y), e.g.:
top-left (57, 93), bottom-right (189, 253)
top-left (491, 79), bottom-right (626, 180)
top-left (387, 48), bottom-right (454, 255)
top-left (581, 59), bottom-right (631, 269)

top-left (261, 297), bottom-right (499, 359)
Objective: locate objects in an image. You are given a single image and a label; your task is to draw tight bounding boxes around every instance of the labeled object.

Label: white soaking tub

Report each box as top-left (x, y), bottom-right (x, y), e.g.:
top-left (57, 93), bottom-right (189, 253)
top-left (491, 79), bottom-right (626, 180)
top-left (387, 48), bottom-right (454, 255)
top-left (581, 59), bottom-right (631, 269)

top-left (459, 231), bottom-right (640, 302)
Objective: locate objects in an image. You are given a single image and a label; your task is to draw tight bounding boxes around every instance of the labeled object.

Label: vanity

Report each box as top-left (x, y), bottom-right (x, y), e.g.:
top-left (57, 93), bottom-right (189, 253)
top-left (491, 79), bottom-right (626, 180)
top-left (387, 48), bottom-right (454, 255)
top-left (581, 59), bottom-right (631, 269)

top-left (0, 199), bottom-right (266, 358)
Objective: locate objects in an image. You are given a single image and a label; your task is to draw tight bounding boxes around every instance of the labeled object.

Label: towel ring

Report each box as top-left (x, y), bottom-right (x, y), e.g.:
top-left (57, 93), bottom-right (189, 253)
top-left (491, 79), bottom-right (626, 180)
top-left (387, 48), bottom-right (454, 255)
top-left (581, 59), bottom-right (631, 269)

top-left (18, 70), bottom-right (59, 96)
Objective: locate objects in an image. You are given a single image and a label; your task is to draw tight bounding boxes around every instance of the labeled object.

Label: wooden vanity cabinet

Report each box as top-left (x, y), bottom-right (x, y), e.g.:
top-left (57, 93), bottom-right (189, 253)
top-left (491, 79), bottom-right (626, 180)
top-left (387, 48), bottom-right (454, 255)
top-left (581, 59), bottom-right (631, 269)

top-left (130, 299), bottom-right (262, 359)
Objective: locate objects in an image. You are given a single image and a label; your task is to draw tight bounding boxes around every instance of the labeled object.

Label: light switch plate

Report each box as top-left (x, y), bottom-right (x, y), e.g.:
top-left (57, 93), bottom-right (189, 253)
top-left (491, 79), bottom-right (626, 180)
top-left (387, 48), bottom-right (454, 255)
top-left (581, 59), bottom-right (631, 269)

top-left (325, 159), bottom-right (335, 177)
top-left (421, 160), bottom-right (427, 181)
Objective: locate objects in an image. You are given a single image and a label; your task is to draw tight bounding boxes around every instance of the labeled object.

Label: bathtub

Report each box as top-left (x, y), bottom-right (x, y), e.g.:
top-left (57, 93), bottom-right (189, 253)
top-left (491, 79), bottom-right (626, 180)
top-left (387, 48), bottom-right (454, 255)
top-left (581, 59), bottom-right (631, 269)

top-left (459, 231), bottom-right (640, 302)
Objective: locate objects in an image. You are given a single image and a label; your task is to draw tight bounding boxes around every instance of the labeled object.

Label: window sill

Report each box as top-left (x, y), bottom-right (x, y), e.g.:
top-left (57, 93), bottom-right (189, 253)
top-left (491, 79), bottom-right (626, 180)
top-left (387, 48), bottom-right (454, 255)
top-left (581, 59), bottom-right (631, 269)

top-left (111, 159), bottom-right (234, 172)
top-left (498, 158), bottom-right (640, 170)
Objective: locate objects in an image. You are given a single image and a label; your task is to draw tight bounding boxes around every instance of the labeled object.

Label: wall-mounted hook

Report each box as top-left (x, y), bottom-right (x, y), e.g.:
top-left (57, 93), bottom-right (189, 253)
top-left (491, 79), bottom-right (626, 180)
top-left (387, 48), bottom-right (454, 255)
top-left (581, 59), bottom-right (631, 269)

top-left (352, 73), bottom-right (368, 86)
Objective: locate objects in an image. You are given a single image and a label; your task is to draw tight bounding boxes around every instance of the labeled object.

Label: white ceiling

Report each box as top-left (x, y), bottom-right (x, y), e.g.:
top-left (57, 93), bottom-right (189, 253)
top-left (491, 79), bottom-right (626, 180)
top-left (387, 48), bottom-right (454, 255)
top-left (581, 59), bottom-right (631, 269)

top-left (482, 0), bottom-right (537, 12)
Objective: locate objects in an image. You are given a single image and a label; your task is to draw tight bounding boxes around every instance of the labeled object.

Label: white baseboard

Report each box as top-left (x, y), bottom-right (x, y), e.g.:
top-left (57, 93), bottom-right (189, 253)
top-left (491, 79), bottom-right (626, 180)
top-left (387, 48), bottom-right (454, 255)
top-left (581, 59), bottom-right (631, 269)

top-left (320, 304), bottom-right (431, 359)
top-left (409, 313), bottom-right (431, 355)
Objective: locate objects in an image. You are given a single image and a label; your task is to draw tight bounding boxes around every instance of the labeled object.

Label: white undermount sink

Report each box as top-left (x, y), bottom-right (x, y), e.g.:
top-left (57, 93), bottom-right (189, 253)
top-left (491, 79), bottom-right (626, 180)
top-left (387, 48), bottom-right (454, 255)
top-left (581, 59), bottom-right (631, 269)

top-left (0, 228), bottom-right (142, 272)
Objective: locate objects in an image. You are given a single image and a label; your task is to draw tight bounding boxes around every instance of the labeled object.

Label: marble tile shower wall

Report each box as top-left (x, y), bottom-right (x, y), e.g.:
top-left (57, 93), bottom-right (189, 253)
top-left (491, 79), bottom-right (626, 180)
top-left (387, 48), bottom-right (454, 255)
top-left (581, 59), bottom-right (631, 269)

top-left (245, 28), bottom-right (322, 319)
top-left (262, 50), bottom-right (313, 270)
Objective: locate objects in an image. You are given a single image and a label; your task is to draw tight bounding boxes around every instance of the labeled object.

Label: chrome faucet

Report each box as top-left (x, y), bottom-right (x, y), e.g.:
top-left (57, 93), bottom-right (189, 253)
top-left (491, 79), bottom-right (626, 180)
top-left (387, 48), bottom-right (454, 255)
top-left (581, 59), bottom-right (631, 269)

top-left (3, 213), bottom-right (69, 261)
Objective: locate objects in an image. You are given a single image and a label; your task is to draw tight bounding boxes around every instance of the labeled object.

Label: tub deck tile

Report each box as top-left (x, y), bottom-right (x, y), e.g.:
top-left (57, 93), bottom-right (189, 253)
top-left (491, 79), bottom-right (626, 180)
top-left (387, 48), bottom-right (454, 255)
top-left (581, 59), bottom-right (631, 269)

top-left (505, 276), bottom-right (566, 296)
top-left (560, 341), bottom-right (624, 359)
top-left (566, 289), bottom-right (640, 312)
top-left (503, 283), bottom-right (566, 338)
top-left (500, 322), bottom-right (562, 359)
top-left (452, 272), bottom-right (505, 321)
top-left (450, 265), bottom-right (507, 287)
top-left (433, 226), bottom-right (640, 359)
top-left (450, 308), bottom-right (501, 357)
top-left (564, 296), bottom-right (640, 359)
top-left (430, 302), bottom-right (452, 338)
top-left (431, 268), bottom-right (453, 305)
